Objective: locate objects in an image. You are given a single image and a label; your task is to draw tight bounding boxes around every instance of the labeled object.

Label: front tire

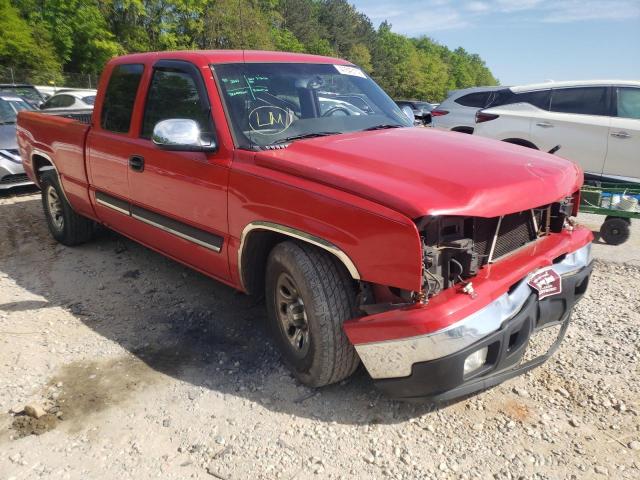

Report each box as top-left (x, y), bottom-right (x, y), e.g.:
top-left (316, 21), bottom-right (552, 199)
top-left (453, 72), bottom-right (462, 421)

top-left (265, 241), bottom-right (359, 387)
top-left (40, 171), bottom-right (94, 246)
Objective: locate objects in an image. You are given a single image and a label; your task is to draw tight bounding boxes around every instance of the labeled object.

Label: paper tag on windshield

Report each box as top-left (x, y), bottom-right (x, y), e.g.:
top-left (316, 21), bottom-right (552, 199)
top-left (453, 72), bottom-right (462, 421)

top-left (334, 65), bottom-right (366, 78)
top-left (527, 267), bottom-right (562, 300)
top-left (1, 96), bottom-right (23, 102)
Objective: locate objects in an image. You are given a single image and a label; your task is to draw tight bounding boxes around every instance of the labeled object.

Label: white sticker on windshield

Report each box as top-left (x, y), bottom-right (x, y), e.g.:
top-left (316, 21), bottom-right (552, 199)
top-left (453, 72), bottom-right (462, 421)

top-left (334, 65), bottom-right (366, 78)
top-left (1, 96), bottom-right (23, 102)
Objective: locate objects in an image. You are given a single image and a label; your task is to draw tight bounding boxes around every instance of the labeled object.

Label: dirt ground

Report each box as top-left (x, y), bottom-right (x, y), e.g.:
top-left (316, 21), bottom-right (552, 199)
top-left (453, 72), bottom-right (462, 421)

top-left (0, 189), bottom-right (638, 480)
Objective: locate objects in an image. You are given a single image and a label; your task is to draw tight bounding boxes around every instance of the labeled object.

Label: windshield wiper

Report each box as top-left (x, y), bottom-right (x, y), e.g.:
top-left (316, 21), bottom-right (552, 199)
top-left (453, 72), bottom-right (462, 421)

top-left (362, 124), bottom-right (403, 131)
top-left (271, 131), bottom-right (341, 145)
top-left (0, 120), bottom-right (16, 125)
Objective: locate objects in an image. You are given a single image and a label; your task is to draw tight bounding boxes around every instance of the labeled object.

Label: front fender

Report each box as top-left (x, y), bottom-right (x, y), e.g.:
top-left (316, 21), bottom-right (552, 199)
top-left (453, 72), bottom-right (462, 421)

top-left (228, 155), bottom-right (423, 292)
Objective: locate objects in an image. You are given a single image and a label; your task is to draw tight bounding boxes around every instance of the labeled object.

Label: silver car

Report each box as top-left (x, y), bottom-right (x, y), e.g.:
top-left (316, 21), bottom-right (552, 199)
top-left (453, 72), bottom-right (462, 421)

top-left (0, 96), bottom-right (35, 189)
top-left (431, 86), bottom-right (509, 134)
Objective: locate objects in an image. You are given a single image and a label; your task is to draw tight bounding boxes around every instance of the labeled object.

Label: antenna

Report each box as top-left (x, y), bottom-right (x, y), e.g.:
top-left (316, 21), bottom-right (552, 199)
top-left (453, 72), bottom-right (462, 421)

top-left (237, 0), bottom-right (247, 51)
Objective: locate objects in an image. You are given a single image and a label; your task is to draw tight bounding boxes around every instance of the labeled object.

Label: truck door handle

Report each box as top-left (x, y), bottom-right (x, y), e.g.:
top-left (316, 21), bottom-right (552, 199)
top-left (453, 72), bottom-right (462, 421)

top-left (129, 155), bottom-right (145, 172)
top-left (535, 122), bottom-right (553, 128)
top-left (611, 131), bottom-right (631, 139)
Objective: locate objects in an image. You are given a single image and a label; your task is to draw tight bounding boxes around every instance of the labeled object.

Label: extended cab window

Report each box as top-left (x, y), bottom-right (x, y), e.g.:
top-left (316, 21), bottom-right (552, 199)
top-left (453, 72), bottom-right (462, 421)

top-left (100, 64), bottom-right (144, 133)
top-left (550, 87), bottom-right (608, 116)
top-left (455, 92), bottom-right (491, 108)
top-left (616, 88), bottom-right (640, 120)
top-left (141, 68), bottom-right (213, 139)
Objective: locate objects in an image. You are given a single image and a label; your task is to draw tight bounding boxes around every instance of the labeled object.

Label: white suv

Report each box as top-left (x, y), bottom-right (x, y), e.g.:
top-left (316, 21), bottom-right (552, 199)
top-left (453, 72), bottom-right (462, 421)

top-left (473, 81), bottom-right (640, 182)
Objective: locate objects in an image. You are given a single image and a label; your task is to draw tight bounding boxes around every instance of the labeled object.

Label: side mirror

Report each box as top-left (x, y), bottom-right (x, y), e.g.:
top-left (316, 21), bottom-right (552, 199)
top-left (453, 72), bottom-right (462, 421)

top-left (152, 119), bottom-right (217, 152)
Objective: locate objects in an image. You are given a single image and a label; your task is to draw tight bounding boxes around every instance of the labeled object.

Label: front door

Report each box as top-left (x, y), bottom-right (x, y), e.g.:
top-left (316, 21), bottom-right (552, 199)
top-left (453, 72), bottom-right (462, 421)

top-left (604, 87), bottom-right (640, 180)
top-left (125, 60), bottom-right (231, 281)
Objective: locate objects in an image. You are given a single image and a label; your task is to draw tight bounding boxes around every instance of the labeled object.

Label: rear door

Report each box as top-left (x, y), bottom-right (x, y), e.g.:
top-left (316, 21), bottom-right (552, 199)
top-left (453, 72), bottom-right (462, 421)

top-left (603, 87), bottom-right (640, 180)
top-left (530, 86), bottom-right (611, 175)
top-left (86, 63), bottom-right (145, 219)
top-left (125, 60), bottom-right (231, 280)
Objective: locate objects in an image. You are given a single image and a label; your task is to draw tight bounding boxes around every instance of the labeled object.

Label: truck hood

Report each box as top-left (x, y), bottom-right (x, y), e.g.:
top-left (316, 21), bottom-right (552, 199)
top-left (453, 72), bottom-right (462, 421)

top-left (254, 128), bottom-right (582, 218)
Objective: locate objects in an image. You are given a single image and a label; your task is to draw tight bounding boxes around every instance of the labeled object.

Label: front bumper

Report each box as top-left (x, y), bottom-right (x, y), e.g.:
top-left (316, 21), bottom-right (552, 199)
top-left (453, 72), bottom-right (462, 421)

top-left (352, 241), bottom-right (593, 401)
top-left (0, 149), bottom-right (32, 190)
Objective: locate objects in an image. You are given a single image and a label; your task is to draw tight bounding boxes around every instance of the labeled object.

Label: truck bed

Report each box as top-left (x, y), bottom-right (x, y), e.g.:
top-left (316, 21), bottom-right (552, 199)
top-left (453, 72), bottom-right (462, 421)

top-left (17, 110), bottom-right (94, 217)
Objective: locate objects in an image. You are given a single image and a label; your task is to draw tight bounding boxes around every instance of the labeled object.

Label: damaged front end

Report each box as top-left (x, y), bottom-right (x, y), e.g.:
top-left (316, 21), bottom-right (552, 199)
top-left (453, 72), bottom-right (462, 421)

top-left (416, 194), bottom-right (579, 302)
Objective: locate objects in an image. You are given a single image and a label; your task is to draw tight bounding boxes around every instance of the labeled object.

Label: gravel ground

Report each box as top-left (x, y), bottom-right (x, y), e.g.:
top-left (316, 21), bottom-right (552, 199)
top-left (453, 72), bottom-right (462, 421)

top-left (0, 190), bottom-right (638, 480)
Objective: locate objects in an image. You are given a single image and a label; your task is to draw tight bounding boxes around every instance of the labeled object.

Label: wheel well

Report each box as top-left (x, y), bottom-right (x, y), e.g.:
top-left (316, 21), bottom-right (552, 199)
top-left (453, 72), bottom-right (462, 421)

top-left (240, 230), bottom-right (356, 296)
top-left (451, 126), bottom-right (474, 134)
top-left (241, 230), bottom-right (288, 296)
top-left (32, 154), bottom-right (55, 185)
top-left (502, 138), bottom-right (539, 149)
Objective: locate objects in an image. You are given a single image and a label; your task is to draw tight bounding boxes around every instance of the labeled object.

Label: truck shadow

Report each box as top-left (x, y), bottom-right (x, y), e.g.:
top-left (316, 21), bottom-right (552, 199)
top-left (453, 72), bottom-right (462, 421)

top-left (0, 195), bottom-right (441, 426)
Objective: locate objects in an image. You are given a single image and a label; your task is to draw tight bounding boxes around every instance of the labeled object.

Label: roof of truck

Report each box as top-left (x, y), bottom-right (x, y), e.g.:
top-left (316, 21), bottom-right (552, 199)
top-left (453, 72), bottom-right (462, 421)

top-left (111, 50), bottom-right (354, 66)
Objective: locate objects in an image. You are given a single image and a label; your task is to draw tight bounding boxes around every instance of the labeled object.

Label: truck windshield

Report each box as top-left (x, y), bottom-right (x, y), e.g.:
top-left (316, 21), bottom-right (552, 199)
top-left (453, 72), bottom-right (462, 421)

top-left (213, 62), bottom-right (412, 149)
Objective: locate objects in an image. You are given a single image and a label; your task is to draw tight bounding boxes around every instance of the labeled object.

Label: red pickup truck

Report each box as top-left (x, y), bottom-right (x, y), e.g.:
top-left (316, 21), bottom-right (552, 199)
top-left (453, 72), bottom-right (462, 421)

top-left (17, 50), bottom-right (593, 401)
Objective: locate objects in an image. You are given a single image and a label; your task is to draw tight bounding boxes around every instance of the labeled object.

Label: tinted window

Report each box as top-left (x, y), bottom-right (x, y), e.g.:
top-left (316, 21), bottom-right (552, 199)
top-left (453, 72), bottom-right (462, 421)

top-left (513, 90), bottom-right (551, 110)
top-left (56, 95), bottom-right (75, 107)
top-left (82, 95), bottom-right (96, 106)
top-left (550, 87), bottom-right (608, 116)
top-left (616, 88), bottom-right (640, 120)
top-left (141, 69), bottom-right (213, 139)
top-left (101, 64), bottom-right (144, 133)
top-left (455, 92), bottom-right (491, 108)
top-left (486, 89), bottom-right (513, 107)
top-left (44, 95), bottom-right (73, 109)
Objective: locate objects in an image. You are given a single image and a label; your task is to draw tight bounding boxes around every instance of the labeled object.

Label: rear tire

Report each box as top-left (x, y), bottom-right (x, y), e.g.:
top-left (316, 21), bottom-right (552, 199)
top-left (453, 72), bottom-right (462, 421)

top-left (40, 170), bottom-right (94, 246)
top-left (265, 241), bottom-right (359, 387)
top-left (600, 217), bottom-right (630, 245)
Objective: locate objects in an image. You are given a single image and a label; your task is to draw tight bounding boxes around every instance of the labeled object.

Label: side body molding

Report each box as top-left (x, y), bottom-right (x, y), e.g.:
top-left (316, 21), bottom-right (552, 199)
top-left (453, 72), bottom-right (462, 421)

top-left (238, 221), bottom-right (361, 289)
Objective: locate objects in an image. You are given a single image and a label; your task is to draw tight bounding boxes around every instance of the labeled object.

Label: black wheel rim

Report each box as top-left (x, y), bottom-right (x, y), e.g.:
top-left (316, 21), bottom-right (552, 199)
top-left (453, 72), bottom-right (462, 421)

top-left (275, 272), bottom-right (310, 358)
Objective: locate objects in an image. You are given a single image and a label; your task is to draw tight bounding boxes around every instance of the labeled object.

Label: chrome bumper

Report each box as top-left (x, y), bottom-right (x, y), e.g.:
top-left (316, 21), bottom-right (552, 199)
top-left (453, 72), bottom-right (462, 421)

top-left (355, 243), bottom-right (592, 380)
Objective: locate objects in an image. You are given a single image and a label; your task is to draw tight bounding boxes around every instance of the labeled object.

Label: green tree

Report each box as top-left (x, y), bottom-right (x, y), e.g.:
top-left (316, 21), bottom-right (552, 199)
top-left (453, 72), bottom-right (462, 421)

top-left (0, 0), bottom-right (62, 82)
top-left (370, 23), bottom-right (422, 98)
top-left (272, 27), bottom-right (305, 52)
top-left (13, 0), bottom-right (122, 73)
top-left (347, 43), bottom-right (372, 72)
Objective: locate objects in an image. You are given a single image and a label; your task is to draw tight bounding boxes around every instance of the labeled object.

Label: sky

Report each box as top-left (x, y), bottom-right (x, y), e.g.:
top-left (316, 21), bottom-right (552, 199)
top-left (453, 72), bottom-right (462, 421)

top-left (351, 0), bottom-right (640, 85)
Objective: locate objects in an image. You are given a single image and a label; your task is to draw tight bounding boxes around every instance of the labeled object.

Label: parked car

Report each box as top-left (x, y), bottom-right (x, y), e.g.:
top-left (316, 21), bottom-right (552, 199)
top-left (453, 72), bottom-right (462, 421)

top-left (40, 89), bottom-right (97, 111)
top-left (17, 50), bottom-right (592, 401)
top-left (431, 86), bottom-right (509, 133)
top-left (0, 83), bottom-right (45, 108)
top-left (0, 95), bottom-right (35, 189)
top-left (35, 85), bottom-right (59, 100)
top-left (473, 80), bottom-right (640, 183)
top-left (395, 100), bottom-right (437, 125)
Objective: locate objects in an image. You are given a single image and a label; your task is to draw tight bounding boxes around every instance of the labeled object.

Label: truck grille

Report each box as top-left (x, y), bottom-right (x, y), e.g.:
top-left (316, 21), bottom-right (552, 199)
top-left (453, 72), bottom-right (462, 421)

top-left (473, 210), bottom-right (540, 265)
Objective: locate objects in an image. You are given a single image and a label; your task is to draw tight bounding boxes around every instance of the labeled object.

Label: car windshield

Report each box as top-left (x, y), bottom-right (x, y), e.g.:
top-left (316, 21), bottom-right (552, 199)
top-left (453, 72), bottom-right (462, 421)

top-left (0, 96), bottom-right (35, 124)
top-left (213, 62), bottom-right (412, 148)
top-left (82, 95), bottom-right (96, 106)
top-left (0, 86), bottom-right (42, 105)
